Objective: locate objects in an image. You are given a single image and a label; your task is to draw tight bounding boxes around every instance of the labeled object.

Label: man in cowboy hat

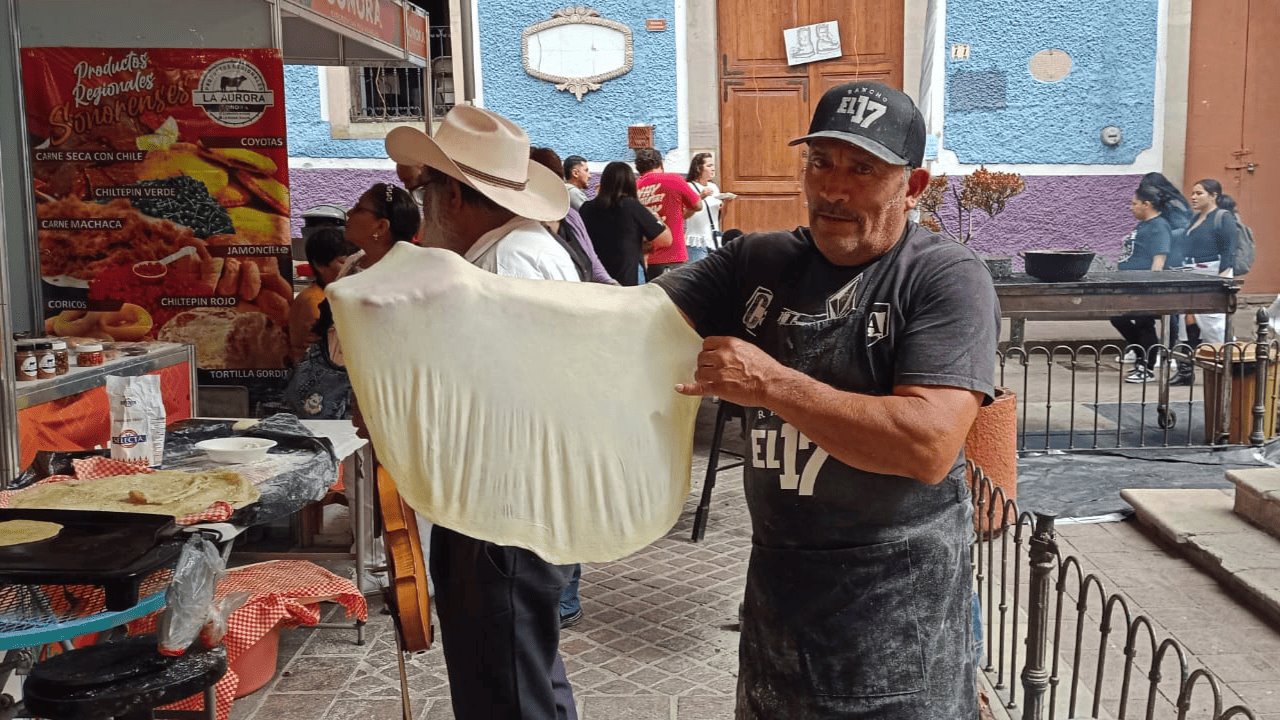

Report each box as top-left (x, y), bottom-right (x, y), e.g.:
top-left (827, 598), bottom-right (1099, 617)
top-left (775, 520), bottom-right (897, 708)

top-left (653, 81), bottom-right (999, 718)
top-left (386, 106), bottom-right (580, 720)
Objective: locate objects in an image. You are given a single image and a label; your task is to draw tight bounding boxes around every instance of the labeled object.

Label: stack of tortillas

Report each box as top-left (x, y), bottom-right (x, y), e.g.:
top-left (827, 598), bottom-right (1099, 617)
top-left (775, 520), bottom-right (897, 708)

top-left (7, 469), bottom-right (258, 519)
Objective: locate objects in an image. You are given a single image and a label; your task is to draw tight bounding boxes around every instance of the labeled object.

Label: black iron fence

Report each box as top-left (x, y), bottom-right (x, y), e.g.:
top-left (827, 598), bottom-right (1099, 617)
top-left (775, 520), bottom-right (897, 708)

top-left (971, 464), bottom-right (1261, 719)
top-left (1000, 310), bottom-right (1277, 453)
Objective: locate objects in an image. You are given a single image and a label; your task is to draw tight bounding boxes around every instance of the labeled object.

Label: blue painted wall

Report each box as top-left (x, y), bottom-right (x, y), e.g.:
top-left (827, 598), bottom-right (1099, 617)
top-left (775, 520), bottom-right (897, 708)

top-left (943, 1), bottom-right (1158, 164)
top-left (477, 0), bottom-right (678, 162)
top-left (284, 65), bottom-right (387, 159)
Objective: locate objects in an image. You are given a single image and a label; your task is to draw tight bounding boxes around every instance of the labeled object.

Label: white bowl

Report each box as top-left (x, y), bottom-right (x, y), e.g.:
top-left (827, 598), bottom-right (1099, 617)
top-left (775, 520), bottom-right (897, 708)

top-left (195, 437), bottom-right (277, 464)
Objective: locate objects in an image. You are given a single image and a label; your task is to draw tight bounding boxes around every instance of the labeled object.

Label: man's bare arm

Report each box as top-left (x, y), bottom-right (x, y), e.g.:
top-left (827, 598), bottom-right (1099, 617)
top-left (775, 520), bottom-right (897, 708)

top-left (676, 335), bottom-right (981, 484)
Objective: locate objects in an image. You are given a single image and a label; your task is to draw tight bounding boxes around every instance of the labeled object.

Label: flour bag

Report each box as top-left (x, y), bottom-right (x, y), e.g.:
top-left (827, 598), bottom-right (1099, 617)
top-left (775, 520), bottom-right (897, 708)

top-left (107, 375), bottom-right (166, 467)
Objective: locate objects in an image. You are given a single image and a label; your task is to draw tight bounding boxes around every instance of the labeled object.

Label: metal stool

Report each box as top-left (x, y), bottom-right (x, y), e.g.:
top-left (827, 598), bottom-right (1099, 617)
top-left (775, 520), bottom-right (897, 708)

top-left (690, 401), bottom-right (746, 542)
top-left (23, 635), bottom-right (225, 720)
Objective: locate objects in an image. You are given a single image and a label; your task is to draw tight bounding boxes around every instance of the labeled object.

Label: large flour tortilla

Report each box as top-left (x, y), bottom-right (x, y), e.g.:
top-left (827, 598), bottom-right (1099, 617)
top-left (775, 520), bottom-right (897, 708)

top-left (0, 519), bottom-right (63, 546)
top-left (9, 470), bottom-right (259, 518)
top-left (328, 244), bottom-right (702, 564)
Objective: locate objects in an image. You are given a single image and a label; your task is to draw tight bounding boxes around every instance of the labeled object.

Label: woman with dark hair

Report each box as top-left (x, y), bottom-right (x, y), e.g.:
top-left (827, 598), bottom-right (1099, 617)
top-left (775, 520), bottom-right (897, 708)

top-left (684, 152), bottom-right (731, 263)
top-left (1110, 184), bottom-right (1172, 383)
top-left (1180, 177), bottom-right (1239, 346)
top-left (579, 161), bottom-right (672, 285)
top-left (343, 181), bottom-right (420, 272)
top-left (1135, 173), bottom-right (1195, 381)
top-left (1138, 172), bottom-right (1192, 263)
top-left (304, 182), bottom-right (419, 373)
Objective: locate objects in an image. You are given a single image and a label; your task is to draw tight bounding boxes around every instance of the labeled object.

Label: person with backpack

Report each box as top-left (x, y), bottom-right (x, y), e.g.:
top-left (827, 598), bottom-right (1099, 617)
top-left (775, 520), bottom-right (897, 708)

top-left (1182, 178), bottom-right (1241, 345)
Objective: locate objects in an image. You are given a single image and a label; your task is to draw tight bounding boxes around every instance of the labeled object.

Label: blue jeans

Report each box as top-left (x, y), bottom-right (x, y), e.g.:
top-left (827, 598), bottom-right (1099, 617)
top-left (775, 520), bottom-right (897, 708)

top-left (559, 564), bottom-right (582, 617)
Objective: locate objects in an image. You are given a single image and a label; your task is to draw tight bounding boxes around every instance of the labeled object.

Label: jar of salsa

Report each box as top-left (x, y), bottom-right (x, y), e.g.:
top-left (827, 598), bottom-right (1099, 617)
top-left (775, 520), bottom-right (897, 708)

top-left (76, 343), bottom-right (105, 367)
top-left (14, 341), bottom-right (37, 381)
top-left (49, 339), bottom-right (70, 375)
top-left (32, 341), bottom-right (56, 380)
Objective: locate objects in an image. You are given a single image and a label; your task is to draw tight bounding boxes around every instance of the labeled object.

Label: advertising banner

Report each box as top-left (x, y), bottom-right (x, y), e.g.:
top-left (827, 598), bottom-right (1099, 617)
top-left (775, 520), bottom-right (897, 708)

top-left (21, 48), bottom-right (293, 390)
top-left (290, 0), bottom-right (405, 51)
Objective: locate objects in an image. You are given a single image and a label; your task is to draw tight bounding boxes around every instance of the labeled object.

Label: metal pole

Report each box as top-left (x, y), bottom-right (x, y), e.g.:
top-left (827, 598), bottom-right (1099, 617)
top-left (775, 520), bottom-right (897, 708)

top-left (8, 0), bottom-right (40, 334)
top-left (1218, 283), bottom-right (1241, 444)
top-left (1021, 512), bottom-right (1057, 720)
top-left (0, 0), bottom-right (25, 486)
top-left (1251, 309), bottom-right (1271, 446)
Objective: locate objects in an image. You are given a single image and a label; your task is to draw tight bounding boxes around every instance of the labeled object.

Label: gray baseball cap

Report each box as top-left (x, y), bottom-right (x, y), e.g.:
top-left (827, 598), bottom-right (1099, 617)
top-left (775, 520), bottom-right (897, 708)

top-left (789, 81), bottom-right (926, 167)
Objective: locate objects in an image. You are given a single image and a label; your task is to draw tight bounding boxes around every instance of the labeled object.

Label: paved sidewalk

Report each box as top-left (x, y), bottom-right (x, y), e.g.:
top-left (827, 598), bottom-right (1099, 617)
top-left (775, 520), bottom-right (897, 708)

top-left (229, 400), bottom-right (750, 720)
top-left (984, 519), bottom-right (1280, 720)
top-left (225, 397), bottom-right (1280, 720)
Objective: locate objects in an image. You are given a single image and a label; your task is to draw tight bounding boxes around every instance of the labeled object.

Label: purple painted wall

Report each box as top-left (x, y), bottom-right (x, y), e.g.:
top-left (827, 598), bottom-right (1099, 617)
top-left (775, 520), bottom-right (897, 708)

top-left (288, 168), bottom-right (399, 236)
top-left (287, 167), bottom-right (601, 237)
top-left (928, 174), bottom-right (1142, 267)
top-left (287, 169), bottom-right (1142, 269)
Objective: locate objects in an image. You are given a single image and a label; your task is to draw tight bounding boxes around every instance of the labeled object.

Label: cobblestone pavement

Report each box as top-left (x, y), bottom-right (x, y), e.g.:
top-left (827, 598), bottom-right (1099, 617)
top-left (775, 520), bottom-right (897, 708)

top-left (229, 399), bottom-right (750, 720)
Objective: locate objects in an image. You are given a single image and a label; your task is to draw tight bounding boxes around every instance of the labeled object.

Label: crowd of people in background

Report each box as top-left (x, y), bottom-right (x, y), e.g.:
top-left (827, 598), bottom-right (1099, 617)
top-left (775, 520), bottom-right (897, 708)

top-left (287, 147), bottom-right (1252, 407)
top-left (1111, 171), bottom-right (1246, 385)
top-left (281, 145), bottom-right (734, 422)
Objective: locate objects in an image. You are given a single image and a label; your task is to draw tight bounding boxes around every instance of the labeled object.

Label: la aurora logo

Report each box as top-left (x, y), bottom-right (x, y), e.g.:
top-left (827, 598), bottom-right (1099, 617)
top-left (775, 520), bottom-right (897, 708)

top-left (113, 428), bottom-right (147, 448)
top-left (193, 57), bottom-right (275, 128)
top-left (325, 0), bottom-right (386, 26)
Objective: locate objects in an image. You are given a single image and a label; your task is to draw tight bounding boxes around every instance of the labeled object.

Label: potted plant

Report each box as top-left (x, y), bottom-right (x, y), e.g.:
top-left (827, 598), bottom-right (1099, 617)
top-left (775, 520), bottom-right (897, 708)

top-left (916, 169), bottom-right (1027, 529)
top-left (917, 167), bottom-right (1026, 279)
top-left (965, 386), bottom-right (1017, 536)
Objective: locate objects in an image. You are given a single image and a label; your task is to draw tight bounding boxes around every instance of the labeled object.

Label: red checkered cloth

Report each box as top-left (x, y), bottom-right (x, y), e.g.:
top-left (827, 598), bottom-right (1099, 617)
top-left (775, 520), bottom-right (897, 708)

top-left (129, 560), bottom-right (368, 720)
top-left (73, 456), bottom-right (151, 479)
top-left (0, 458), bottom-right (235, 524)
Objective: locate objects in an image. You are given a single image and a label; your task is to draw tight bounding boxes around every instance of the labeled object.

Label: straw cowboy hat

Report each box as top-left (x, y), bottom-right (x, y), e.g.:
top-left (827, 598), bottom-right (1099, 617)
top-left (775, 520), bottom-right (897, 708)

top-left (385, 106), bottom-right (568, 222)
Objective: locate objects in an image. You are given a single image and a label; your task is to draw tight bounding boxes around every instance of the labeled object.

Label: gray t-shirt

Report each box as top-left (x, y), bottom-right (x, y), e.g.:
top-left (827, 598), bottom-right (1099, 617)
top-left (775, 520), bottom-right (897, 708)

top-left (654, 223), bottom-right (1000, 548)
top-left (565, 184), bottom-right (588, 211)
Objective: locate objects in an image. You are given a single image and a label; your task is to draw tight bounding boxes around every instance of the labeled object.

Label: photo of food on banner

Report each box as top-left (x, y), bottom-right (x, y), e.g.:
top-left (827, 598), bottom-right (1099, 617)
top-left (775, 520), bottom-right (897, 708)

top-left (24, 48), bottom-right (293, 380)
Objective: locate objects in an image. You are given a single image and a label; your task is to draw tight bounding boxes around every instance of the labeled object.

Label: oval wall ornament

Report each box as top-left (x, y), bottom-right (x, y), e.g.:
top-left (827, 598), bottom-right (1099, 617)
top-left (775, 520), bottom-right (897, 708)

top-left (522, 6), bottom-right (633, 101)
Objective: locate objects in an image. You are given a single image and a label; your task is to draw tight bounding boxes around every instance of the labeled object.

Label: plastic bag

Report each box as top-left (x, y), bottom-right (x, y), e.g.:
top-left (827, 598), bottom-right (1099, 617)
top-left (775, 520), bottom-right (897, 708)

top-left (158, 535), bottom-right (224, 656)
top-left (197, 591), bottom-right (250, 650)
top-left (107, 374), bottom-right (166, 467)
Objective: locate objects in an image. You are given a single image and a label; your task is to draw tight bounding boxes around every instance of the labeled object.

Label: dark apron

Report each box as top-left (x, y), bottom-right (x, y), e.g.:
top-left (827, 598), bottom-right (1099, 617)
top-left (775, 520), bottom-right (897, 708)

top-left (735, 239), bottom-right (976, 720)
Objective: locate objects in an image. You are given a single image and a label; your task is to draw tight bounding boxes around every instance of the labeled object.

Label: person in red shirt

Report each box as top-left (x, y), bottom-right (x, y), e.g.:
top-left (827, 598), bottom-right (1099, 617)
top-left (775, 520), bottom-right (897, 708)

top-left (635, 147), bottom-right (703, 279)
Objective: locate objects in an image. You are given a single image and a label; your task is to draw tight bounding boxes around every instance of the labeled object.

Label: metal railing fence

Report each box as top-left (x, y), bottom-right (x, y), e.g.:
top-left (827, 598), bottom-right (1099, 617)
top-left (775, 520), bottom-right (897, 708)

top-left (971, 463), bottom-right (1260, 719)
top-left (1000, 310), bottom-right (1276, 453)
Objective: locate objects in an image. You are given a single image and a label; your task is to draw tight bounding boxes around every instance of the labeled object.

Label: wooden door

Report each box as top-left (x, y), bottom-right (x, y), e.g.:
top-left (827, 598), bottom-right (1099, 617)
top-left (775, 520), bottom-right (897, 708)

top-left (1186, 0), bottom-right (1280, 293)
top-left (717, 0), bottom-right (903, 233)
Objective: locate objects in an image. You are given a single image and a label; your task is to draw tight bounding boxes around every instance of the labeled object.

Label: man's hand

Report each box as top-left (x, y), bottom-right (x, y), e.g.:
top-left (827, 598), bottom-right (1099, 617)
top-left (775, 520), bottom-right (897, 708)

top-left (676, 336), bottom-right (786, 407)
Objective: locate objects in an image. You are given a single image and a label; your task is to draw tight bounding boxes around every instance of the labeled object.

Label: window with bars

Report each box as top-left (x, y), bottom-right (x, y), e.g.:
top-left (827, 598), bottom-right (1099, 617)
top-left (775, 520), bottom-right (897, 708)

top-left (349, 26), bottom-right (455, 122)
top-left (351, 66), bottom-right (427, 121)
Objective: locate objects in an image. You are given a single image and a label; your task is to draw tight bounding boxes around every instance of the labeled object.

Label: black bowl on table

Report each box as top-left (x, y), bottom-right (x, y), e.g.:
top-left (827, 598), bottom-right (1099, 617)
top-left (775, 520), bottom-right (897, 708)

top-left (1021, 250), bottom-right (1096, 282)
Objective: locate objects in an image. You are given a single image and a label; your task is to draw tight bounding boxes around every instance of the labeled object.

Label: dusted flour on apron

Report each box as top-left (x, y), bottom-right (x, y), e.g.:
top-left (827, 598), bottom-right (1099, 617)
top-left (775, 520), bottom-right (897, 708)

top-left (655, 226), bottom-right (1000, 719)
top-left (327, 244), bottom-right (702, 564)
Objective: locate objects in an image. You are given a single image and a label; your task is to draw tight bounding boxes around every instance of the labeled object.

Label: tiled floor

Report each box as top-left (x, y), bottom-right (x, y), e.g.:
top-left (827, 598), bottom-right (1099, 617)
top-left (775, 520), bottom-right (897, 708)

top-left (229, 400), bottom-right (750, 720)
